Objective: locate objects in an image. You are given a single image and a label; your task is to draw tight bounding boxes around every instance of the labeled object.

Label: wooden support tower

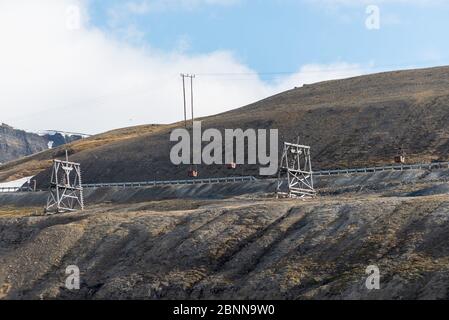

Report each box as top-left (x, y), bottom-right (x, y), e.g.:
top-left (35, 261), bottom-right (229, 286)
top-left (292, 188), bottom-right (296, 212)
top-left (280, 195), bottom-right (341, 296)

top-left (45, 151), bottom-right (84, 214)
top-left (276, 141), bottom-right (316, 199)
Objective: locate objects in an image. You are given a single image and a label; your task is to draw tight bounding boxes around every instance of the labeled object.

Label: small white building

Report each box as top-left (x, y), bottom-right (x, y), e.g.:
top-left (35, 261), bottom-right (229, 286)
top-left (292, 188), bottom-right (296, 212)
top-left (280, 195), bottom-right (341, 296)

top-left (0, 176), bottom-right (34, 192)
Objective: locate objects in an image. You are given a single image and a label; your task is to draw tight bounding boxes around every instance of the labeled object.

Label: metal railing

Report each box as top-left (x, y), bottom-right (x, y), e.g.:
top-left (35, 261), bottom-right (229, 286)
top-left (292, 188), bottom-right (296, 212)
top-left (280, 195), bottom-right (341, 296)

top-left (313, 162), bottom-right (449, 176)
top-left (2, 161), bottom-right (449, 193)
top-left (82, 176), bottom-right (258, 189)
top-left (0, 186), bottom-right (34, 193)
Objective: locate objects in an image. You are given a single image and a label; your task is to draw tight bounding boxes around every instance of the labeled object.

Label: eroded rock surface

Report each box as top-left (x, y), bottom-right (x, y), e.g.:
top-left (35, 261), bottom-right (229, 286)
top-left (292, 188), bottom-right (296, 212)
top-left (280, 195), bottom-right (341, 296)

top-left (1, 196), bottom-right (448, 300)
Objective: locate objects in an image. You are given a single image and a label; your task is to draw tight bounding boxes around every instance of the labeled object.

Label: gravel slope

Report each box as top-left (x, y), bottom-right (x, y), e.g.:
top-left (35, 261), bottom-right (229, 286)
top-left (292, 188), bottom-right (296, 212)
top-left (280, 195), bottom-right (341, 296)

top-left (1, 195), bottom-right (449, 300)
top-left (3, 66), bottom-right (449, 185)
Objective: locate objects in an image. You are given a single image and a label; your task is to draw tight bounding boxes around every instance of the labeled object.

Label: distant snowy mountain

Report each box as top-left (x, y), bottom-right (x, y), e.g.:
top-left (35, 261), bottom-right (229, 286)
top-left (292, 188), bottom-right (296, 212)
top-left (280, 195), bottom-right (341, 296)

top-left (0, 123), bottom-right (83, 164)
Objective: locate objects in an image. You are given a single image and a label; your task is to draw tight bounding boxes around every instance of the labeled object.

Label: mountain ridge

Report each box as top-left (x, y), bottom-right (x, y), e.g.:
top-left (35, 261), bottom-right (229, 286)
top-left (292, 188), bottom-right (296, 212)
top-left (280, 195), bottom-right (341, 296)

top-left (0, 123), bottom-right (49, 164)
top-left (0, 123), bottom-right (84, 165)
top-left (2, 65), bottom-right (449, 185)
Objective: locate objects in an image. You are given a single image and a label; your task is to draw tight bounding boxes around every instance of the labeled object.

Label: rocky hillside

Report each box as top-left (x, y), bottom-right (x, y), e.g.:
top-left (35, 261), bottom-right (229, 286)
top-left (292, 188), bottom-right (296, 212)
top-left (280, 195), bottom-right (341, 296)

top-left (0, 124), bottom-right (83, 165)
top-left (0, 124), bottom-right (48, 164)
top-left (1, 158), bottom-right (449, 299)
top-left (2, 65), bottom-right (449, 186)
top-left (1, 194), bottom-right (448, 299)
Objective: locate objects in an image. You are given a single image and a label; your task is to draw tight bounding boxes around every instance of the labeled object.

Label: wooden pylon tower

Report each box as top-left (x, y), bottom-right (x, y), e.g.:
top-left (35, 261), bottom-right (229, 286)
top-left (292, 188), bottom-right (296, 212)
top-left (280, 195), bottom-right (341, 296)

top-left (45, 151), bottom-right (84, 214)
top-left (276, 140), bottom-right (316, 199)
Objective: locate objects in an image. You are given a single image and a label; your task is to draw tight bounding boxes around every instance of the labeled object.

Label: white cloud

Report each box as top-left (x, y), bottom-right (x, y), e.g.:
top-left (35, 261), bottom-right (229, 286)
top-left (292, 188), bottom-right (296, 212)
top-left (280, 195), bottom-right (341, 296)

top-left (308, 0), bottom-right (447, 7)
top-left (125, 0), bottom-right (241, 14)
top-left (0, 0), bottom-right (367, 134)
top-left (108, 0), bottom-right (241, 40)
top-left (300, 0), bottom-right (448, 31)
top-left (272, 63), bottom-right (367, 88)
top-left (126, 1), bottom-right (152, 14)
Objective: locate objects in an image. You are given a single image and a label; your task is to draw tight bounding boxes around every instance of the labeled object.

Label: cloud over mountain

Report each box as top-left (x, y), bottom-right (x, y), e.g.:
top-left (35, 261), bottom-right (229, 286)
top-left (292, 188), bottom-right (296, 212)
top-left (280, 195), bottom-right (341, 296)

top-left (0, 0), bottom-right (366, 134)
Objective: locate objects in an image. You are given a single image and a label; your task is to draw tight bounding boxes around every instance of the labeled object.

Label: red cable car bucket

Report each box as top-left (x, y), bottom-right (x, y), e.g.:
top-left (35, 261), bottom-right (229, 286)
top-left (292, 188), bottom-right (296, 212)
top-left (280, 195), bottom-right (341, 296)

top-left (188, 170), bottom-right (199, 178)
top-left (226, 162), bottom-right (237, 169)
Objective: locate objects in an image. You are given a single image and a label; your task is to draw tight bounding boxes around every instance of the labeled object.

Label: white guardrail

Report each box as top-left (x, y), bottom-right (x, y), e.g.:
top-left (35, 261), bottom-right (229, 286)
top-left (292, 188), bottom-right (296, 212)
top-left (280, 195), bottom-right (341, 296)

top-left (0, 186), bottom-right (34, 193)
top-left (82, 176), bottom-right (258, 189)
top-left (2, 162), bottom-right (449, 193)
top-left (313, 161), bottom-right (449, 176)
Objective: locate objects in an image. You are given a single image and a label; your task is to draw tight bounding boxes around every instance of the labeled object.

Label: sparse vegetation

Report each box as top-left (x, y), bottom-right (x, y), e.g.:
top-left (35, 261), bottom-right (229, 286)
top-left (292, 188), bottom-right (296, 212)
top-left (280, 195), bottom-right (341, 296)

top-left (2, 66), bottom-right (449, 300)
top-left (1, 194), bottom-right (449, 299)
top-left (2, 66), bottom-right (449, 185)
top-left (0, 206), bottom-right (41, 218)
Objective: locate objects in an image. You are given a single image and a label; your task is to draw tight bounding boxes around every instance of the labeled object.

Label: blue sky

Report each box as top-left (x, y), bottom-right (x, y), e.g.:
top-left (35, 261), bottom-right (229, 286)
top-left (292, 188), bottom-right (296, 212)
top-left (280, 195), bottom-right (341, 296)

top-left (87, 0), bottom-right (449, 77)
top-left (2, 0), bottom-right (449, 133)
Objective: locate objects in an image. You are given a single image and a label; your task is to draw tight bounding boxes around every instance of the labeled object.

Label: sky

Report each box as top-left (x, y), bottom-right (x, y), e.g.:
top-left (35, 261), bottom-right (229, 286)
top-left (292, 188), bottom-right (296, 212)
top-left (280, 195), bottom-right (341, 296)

top-left (1, 0), bottom-right (449, 134)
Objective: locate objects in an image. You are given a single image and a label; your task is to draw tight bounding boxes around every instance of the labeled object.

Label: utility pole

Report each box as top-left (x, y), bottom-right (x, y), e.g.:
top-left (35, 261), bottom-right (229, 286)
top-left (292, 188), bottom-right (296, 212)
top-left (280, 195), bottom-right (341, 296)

top-left (181, 74), bottom-right (187, 128)
top-left (181, 73), bottom-right (197, 177)
top-left (190, 74), bottom-right (195, 127)
top-left (180, 73), bottom-right (196, 127)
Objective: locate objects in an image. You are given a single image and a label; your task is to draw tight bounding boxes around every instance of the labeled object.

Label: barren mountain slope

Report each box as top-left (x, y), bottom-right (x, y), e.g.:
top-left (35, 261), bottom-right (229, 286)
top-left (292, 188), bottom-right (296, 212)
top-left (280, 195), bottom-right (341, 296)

top-left (1, 195), bottom-right (449, 300)
top-left (0, 124), bottom-right (48, 164)
top-left (0, 124), bottom-right (164, 182)
top-left (0, 124), bottom-right (84, 164)
top-left (2, 66), bottom-right (449, 186)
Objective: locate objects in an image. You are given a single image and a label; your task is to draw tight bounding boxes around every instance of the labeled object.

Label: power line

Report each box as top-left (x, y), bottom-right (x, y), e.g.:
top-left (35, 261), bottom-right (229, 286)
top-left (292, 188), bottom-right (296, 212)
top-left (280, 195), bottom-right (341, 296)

top-left (6, 58), bottom-right (448, 131)
top-left (196, 59), bottom-right (449, 77)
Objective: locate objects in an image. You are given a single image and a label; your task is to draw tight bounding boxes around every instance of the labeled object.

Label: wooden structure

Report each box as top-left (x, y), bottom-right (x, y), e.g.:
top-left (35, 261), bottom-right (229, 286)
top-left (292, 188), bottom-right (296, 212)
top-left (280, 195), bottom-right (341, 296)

top-left (276, 141), bottom-right (316, 198)
top-left (45, 152), bottom-right (84, 214)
